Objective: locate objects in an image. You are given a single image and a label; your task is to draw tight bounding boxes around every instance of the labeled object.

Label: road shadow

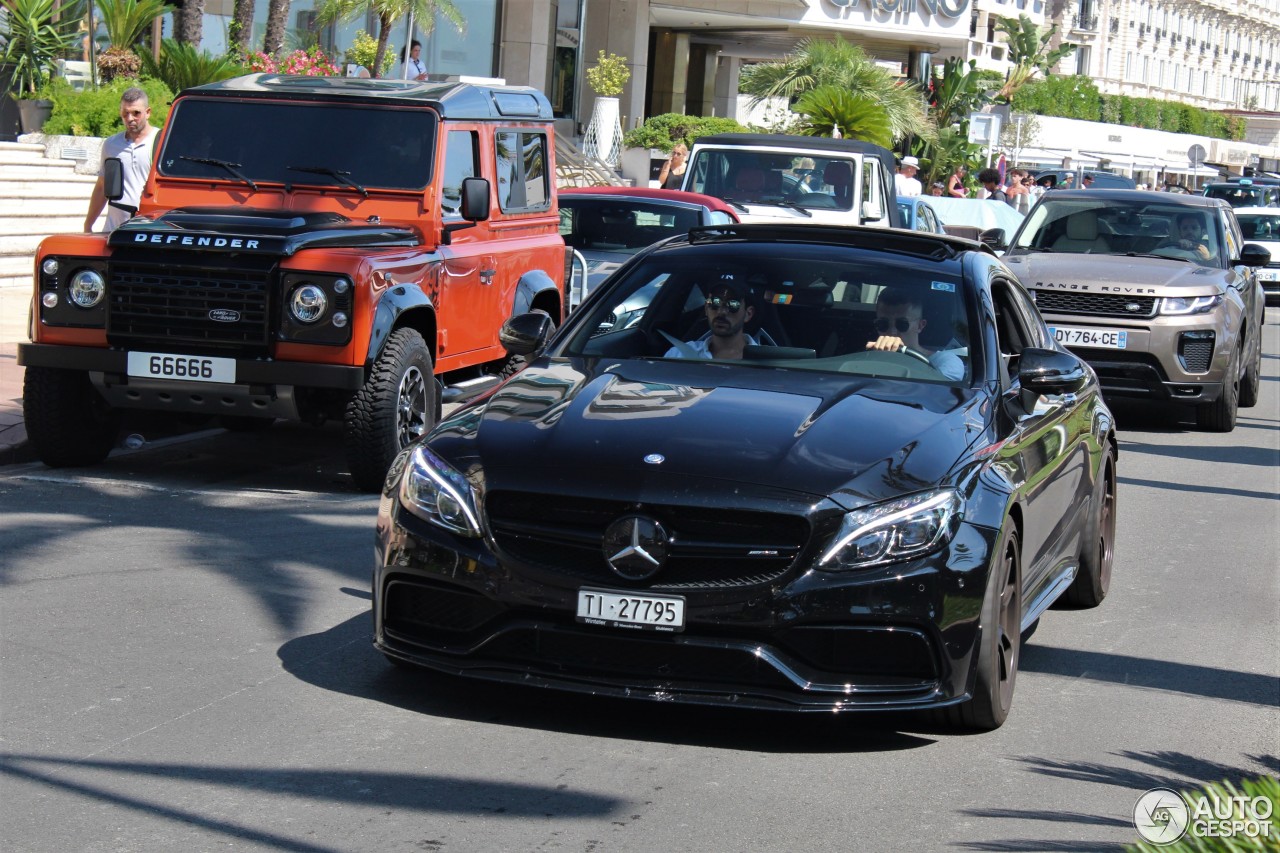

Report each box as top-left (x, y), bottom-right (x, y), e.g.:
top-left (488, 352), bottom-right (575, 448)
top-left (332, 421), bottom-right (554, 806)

top-left (277, 610), bottom-right (937, 754)
top-left (1118, 474), bottom-right (1279, 501)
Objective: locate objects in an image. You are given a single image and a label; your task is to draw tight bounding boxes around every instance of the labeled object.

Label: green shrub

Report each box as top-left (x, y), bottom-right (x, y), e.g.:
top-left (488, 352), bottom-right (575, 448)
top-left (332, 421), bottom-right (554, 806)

top-left (623, 113), bottom-right (748, 152)
top-left (140, 39), bottom-right (242, 93)
top-left (342, 30), bottom-right (393, 77)
top-left (585, 51), bottom-right (630, 97)
top-left (42, 77), bottom-right (174, 137)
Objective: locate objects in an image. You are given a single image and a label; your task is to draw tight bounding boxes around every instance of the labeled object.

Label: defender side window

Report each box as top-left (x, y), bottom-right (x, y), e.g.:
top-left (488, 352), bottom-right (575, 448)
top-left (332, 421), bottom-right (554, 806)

top-left (441, 130), bottom-right (479, 219)
top-left (495, 130), bottom-right (550, 213)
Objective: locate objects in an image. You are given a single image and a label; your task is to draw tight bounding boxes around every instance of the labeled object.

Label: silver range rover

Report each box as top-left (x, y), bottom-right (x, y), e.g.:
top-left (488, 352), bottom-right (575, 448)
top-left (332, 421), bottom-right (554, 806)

top-left (1004, 190), bottom-right (1269, 431)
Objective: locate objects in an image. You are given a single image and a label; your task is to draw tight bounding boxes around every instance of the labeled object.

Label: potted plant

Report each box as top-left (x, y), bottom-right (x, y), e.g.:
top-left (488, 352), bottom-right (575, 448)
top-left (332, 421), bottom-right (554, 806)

top-left (1, 0), bottom-right (84, 132)
top-left (582, 50), bottom-right (630, 168)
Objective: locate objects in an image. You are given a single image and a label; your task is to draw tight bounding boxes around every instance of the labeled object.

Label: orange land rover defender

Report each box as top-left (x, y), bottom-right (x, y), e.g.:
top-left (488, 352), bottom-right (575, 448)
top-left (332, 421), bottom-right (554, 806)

top-left (19, 74), bottom-right (567, 490)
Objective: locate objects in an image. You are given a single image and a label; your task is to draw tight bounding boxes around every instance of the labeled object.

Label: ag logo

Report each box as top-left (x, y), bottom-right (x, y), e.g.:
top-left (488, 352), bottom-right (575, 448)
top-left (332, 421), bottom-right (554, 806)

top-left (1134, 788), bottom-right (1189, 845)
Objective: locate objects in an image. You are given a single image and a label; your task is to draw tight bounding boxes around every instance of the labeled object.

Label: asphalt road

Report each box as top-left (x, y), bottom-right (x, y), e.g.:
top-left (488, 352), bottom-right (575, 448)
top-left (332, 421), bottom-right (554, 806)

top-left (2, 320), bottom-right (1277, 852)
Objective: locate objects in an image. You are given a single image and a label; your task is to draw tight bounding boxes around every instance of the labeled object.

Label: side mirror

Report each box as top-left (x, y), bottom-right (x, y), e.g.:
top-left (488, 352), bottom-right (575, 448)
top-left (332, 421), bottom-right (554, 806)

top-left (1019, 347), bottom-right (1089, 395)
top-left (979, 228), bottom-right (1007, 250)
top-left (1237, 243), bottom-right (1272, 268)
top-left (861, 199), bottom-right (884, 221)
top-left (103, 157), bottom-right (124, 201)
top-left (499, 311), bottom-right (554, 357)
top-left (442, 177), bottom-right (491, 245)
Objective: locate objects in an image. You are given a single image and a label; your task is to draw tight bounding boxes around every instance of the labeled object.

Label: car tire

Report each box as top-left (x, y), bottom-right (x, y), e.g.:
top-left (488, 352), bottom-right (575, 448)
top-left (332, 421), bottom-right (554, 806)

top-left (939, 529), bottom-right (1021, 732)
top-left (1238, 330), bottom-right (1261, 409)
top-left (23, 367), bottom-right (118, 468)
top-left (1196, 344), bottom-right (1239, 432)
top-left (344, 328), bottom-right (438, 493)
top-left (1062, 447), bottom-right (1116, 608)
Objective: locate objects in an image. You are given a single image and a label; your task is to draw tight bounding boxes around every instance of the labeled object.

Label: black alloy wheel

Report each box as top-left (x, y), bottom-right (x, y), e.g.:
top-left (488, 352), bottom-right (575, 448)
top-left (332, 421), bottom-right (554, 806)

top-left (1239, 326), bottom-right (1262, 409)
top-left (1063, 449), bottom-right (1116, 608)
top-left (1196, 344), bottom-right (1239, 432)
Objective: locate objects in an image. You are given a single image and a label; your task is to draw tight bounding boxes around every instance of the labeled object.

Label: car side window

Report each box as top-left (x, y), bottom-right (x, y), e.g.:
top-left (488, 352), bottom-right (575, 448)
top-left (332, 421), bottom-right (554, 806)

top-left (990, 277), bottom-right (1039, 384)
top-left (495, 130), bottom-right (550, 213)
top-left (1221, 210), bottom-right (1241, 262)
top-left (440, 130), bottom-right (478, 220)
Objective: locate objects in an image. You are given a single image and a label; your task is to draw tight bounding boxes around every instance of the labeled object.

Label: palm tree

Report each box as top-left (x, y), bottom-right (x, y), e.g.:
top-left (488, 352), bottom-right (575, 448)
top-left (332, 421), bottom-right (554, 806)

top-left (994, 14), bottom-right (1076, 102)
top-left (95, 0), bottom-right (171, 81)
top-left (740, 36), bottom-right (933, 144)
top-left (262, 0), bottom-right (290, 55)
top-left (175, 0), bottom-right (203, 45)
top-left (229, 0), bottom-right (255, 55)
top-left (318, 0), bottom-right (463, 78)
top-left (790, 85), bottom-right (892, 148)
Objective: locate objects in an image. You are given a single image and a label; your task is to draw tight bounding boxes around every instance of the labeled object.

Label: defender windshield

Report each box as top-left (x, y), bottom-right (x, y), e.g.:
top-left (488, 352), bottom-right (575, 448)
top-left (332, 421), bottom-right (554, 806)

top-left (687, 149), bottom-right (856, 212)
top-left (563, 241), bottom-right (973, 385)
top-left (1010, 197), bottom-right (1226, 268)
top-left (158, 98), bottom-right (437, 191)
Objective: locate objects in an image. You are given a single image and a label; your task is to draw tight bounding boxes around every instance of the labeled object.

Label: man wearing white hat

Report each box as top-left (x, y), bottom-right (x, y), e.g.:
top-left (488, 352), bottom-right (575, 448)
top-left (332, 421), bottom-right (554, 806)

top-left (895, 156), bottom-right (922, 197)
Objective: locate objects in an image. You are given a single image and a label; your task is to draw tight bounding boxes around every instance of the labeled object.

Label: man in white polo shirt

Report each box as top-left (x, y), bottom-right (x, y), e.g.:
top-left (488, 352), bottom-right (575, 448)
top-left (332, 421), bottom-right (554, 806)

top-left (84, 87), bottom-right (158, 233)
top-left (894, 155), bottom-right (922, 197)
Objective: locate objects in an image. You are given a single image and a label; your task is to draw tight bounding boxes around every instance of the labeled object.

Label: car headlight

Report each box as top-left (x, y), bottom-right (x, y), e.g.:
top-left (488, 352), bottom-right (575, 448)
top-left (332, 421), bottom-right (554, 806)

top-left (398, 446), bottom-right (482, 537)
top-left (68, 269), bottom-right (105, 308)
top-left (289, 283), bottom-right (328, 323)
top-left (1160, 295), bottom-right (1221, 315)
top-left (819, 489), bottom-right (964, 570)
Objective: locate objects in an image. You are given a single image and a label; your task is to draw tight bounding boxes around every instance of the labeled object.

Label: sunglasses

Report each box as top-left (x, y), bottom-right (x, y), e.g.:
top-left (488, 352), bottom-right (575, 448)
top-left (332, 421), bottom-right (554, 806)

top-left (705, 296), bottom-right (744, 313)
top-left (874, 316), bottom-right (914, 334)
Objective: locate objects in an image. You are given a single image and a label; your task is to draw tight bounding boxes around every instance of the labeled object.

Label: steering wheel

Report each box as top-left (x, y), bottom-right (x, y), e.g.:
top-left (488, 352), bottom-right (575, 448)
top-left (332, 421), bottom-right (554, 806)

top-left (899, 345), bottom-right (933, 366)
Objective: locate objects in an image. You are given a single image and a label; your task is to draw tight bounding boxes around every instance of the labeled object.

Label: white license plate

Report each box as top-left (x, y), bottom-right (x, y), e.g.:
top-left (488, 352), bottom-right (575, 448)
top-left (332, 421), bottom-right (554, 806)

top-left (577, 588), bottom-right (685, 632)
top-left (1257, 268), bottom-right (1278, 281)
top-left (1050, 326), bottom-right (1128, 349)
top-left (127, 351), bottom-right (236, 383)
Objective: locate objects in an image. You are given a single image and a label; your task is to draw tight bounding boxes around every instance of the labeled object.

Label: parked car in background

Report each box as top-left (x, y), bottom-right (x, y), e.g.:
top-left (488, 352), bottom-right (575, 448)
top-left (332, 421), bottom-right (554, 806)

top-left (1034, 170), bottom-right (1137, 190)
top-left (1202, 180), bottom-right (1280, 208)
top-left (897, 195), bottom-right (947, 234)
top-left (1004, 190), bottom-right (1269, 431)
top-left (681, 134), bottom-right (902, 229)
top-left (927, 196), bottom-right (1026, 252)
top-left (560, 187), bottom-right (739, 310)
top-left (374, 223), bottom-right (1118, 731)
top-left (1234, 206), bottom-right (1280, 304)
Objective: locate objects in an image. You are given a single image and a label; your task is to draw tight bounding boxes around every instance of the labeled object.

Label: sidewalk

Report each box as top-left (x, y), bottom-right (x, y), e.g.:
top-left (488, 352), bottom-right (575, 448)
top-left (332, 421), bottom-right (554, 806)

top-left (0, 283), bottom-right (32, 464)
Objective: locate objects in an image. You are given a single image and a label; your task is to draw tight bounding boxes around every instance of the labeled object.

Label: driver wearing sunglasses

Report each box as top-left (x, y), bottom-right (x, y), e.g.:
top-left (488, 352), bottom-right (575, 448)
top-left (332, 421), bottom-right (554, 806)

top-left (865, 286), bottom-right (966, 381)
top-left (664, 275), bottom-right (760, 359)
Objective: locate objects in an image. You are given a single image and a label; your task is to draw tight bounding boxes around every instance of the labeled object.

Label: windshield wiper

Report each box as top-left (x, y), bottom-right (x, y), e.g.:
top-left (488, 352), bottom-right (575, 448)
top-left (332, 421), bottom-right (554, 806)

top-left (719, 198), bottom-right (752, 214)
top-left (287, 165), bottom-right (368, 198)
top-left (1125, 251), bottom-right (1192, 262)
top-left (768, 199), bottom-right (813, 217)
top-left (179, 156), bottom-right (259, 191)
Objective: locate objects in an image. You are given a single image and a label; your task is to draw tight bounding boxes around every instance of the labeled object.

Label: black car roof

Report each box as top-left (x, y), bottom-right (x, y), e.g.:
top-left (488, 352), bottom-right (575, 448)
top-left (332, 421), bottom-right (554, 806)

top-left (674, 222), bottom-right (992, 264)
top-left (181, 73), bottom-right (554, 120)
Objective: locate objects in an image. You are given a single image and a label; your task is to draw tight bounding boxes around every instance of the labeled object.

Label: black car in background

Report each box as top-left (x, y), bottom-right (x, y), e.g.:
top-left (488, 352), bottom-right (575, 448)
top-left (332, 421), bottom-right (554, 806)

top-left (373, 224), bottom-right (1118, 731)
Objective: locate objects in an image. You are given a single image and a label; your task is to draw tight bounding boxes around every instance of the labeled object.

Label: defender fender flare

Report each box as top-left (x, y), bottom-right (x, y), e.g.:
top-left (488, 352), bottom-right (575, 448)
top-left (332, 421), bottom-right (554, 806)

top-left (511, 269), bottom-right (561, 321)
top-left (366, 284), bottom-right (435, 367)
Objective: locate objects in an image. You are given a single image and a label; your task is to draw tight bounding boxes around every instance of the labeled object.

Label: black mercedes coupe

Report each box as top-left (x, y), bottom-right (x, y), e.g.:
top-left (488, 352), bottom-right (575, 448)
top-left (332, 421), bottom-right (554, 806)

top-left (373, 224), bottom-right (1118, 731)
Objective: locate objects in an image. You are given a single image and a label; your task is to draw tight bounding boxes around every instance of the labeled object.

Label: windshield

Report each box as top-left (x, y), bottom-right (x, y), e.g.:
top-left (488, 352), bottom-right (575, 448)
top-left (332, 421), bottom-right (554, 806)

top-left (1010, 197), bottom-right (1226, 268)
top-left (1237, 212), bottom-right (1280, 242)
top-left (560, 198), bottom-right (702, 254)
top-left (1203, 185), bottom-right (1279, 208)
top-left (686, 149), bottom-right (855, 211)
top-left (158, 98), bottom-right (437, 191)
top-left (562, 241), bottom-right (973, 384)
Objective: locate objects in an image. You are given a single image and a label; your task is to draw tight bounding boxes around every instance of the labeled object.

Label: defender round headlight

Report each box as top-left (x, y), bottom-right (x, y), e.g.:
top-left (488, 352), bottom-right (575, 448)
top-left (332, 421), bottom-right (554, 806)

top-left (289, 284), bottom-right (328, 324)
top-left (41, 258), bottom-right (59, 276)
top-left (68, 269), bottom-right (105, 308)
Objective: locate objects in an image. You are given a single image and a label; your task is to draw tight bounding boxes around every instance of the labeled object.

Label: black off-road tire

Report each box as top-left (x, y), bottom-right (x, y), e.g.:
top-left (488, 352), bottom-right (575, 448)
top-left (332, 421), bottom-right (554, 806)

top-left (1196, 345), bottom-right (1239, 432)
top-left (936, 530), bottom-right (1022, 732)
top-left (1062, 448), bottom-right (1116, 608)
top-left (23, 367), bottom-right (118, 468)
top-left (1238, 330), bottom-right (1261, 409)
top-left (344, 328), bottom-right (438, 492)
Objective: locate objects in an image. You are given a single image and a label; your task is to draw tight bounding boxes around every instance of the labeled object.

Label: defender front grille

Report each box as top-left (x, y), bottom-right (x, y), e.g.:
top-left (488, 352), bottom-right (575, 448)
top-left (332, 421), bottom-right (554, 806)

top-left (107, 259), bottom-right (274, 353)
top-left (485, 491), bottom-right (810, 590)
top-left (1035, 291), bottom-right (1157, 318)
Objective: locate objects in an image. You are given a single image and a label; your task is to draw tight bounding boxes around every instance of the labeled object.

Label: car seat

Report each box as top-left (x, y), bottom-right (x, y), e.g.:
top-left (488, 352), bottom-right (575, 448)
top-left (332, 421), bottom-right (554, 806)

top-left (1051, 211), bottom-right (1111, 253)
top-left (822, 162), bottom-right (853, 207)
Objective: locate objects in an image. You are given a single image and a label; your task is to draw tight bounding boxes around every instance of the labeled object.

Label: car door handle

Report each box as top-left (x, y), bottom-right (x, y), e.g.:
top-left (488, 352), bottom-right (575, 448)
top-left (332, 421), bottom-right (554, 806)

top-left (479, 269), bottom-right (496, 285)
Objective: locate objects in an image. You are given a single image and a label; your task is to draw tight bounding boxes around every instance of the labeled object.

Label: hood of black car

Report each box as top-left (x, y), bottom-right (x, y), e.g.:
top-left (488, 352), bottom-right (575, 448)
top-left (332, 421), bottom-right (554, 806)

top-left (436, 359), bottom-right (987, 506)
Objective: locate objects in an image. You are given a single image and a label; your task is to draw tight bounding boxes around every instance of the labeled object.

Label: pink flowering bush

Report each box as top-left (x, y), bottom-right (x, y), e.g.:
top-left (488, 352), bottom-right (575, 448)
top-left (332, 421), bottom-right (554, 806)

top-left (241, 47), bottom-right (342, 77)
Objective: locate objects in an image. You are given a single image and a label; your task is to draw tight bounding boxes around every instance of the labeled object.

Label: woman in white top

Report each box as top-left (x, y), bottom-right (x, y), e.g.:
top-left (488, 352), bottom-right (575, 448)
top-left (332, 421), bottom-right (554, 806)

top-left (403, 41), bottom-right (426, 81)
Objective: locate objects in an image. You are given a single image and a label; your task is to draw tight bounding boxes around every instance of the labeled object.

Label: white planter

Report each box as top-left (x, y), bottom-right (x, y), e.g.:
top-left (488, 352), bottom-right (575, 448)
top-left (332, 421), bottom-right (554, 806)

top-left (582, 96), bottom-right (624, 168)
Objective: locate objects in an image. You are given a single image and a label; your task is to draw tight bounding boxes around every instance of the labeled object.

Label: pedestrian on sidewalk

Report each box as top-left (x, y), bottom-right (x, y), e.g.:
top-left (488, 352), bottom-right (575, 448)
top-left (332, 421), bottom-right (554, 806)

top-left (84, 87), bottom-right (158, 233)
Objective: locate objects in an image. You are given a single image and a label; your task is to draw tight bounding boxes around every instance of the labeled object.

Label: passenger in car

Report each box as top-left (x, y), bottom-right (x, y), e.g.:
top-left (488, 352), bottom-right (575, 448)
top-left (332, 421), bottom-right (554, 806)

top-left (865, 286), bottom-right (966, 380)
top-left (664, 274), bottom-right (761, 359)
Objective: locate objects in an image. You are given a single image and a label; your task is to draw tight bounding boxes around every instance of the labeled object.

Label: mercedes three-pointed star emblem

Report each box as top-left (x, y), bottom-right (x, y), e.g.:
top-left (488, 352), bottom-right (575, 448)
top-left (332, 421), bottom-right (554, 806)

top-left (601, 514), bottom-right (670, 581)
